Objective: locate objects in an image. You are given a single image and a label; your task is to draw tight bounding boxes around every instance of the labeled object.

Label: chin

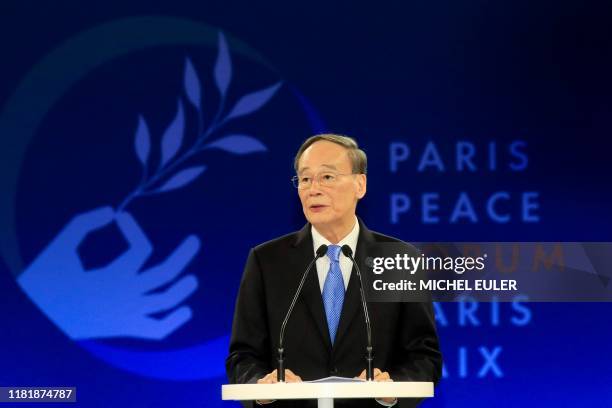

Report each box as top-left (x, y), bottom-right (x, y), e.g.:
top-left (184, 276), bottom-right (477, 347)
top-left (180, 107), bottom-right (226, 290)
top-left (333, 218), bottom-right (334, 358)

top-left (305, 211), bottom-right (329, 225)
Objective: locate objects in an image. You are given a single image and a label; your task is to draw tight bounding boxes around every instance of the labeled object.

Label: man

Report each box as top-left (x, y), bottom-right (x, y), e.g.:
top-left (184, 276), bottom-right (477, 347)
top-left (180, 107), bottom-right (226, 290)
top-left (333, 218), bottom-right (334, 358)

top-left (226, 134), bottom-right (442, 407)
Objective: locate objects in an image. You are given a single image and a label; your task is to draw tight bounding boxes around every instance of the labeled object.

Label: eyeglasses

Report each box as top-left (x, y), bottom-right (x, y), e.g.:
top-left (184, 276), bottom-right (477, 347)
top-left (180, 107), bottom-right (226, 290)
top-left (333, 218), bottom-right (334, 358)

top-left (291, 172), bottom-right (356, 189)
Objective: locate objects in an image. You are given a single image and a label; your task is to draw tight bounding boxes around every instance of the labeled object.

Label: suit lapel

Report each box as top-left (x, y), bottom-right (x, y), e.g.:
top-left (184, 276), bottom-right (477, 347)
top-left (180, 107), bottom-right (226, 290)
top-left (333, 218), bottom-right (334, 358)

top-left (334, 218), bottom-right (375, 348)
top-left (292, 223), bottom-right (333, 351)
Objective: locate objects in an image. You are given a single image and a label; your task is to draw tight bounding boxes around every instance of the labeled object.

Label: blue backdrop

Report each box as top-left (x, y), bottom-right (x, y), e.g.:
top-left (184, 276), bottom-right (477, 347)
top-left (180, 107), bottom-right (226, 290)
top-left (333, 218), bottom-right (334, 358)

top-left (1, 1), bottom-right (612, 406)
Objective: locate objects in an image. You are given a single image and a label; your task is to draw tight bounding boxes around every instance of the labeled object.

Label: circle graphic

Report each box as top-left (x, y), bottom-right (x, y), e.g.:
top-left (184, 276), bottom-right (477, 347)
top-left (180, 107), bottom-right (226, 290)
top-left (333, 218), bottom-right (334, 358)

top-left (0, 17), bottom-right (324, 380)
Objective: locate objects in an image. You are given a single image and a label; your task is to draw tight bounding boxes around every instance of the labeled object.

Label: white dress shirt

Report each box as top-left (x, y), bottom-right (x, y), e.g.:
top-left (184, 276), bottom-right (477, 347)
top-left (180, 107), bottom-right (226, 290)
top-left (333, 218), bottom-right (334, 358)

top-left (311, 217), bottom-right (359, 292)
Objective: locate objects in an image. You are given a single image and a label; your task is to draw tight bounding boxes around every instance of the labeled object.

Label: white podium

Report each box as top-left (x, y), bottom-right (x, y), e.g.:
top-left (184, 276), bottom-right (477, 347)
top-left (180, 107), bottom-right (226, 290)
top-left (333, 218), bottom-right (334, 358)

top-left (222, 381), bottom-right (434, 408)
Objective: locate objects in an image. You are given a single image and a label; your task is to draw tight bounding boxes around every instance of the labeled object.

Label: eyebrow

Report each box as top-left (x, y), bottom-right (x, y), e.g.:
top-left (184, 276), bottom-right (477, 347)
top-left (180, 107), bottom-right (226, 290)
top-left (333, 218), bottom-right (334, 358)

top-left (298, 164), bottom-right (338, 174)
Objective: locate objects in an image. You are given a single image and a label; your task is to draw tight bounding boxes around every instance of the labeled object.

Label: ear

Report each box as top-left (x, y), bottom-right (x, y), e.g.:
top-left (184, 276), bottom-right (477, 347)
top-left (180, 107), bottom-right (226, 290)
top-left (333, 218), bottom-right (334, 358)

top-left (355, 174), bottom-right (367, 199)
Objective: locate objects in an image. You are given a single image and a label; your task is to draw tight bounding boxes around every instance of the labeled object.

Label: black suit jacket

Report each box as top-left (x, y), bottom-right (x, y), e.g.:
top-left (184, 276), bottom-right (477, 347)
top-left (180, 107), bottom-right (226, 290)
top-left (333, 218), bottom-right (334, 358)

top-left (226, 219), bottom-right (442, 407)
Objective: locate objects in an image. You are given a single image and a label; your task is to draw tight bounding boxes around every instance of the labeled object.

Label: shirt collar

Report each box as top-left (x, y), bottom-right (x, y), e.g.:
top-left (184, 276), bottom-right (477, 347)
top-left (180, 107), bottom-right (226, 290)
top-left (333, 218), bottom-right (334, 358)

top-left (311, 216), bottom-right (360, 257)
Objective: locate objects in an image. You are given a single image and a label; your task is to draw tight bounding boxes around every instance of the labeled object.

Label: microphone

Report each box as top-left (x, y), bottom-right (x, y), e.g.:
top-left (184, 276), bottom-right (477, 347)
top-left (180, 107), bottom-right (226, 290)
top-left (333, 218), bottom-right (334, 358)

top-left (341, 244), bottom-right (374, 381)
top-left (277, 244), bottom-right (328, 382)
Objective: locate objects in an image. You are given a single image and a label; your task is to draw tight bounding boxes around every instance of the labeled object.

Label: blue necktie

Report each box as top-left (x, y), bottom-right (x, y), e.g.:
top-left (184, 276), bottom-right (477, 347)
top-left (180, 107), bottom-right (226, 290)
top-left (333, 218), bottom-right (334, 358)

top-left (322, 245), bottom-right (345, 345)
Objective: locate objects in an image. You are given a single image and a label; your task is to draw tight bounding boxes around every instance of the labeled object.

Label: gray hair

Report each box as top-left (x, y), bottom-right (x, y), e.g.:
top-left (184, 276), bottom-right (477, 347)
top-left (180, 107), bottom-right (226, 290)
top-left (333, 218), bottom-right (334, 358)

top-left (293, 133), bottom-right (367, 174)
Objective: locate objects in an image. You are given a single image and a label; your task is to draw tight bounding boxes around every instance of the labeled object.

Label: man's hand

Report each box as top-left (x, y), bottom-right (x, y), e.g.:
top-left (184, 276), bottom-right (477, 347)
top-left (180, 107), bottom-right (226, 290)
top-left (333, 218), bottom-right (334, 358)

top-left (356, 368), bottom-right (396, 405)
top-left (255, 369), bottom-right (302, 404)
top-left (257, 368), bottom-right (302, 384)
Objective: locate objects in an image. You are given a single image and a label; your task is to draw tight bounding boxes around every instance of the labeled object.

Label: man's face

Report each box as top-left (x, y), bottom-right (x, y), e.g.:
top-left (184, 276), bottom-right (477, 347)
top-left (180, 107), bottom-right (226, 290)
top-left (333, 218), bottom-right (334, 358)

top-left (297, 141), bottom-right (366, 229)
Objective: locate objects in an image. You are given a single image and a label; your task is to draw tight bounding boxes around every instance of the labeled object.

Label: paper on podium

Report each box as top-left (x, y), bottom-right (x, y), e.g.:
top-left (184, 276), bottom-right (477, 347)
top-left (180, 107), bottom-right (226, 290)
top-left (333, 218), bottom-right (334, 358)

top-left (306, 376), bottom-right (365, 383)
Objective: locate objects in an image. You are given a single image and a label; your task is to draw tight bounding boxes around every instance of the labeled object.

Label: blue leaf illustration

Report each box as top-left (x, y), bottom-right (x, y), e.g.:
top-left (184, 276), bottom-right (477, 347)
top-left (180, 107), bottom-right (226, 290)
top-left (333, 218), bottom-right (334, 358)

top-left (184, 58), bottom-right (201, 109)
top-left (156, 166), bottom-right (207, 193)
top-left (134, 115), bottom-right (150, 166)
top-left (214, 32), bottom-right (232, 98)
top-left (225, 82), bottom-right (282, 121)
top-left (205, 135), bottom-right (267, 155)
top-left (160, 99), bottom-right (185, 168)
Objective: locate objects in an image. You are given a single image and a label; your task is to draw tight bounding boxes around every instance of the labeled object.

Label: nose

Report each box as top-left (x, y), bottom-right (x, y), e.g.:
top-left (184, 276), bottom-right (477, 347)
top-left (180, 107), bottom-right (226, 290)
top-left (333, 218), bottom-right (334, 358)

top-left (306, 181), bottom-right (323, 196)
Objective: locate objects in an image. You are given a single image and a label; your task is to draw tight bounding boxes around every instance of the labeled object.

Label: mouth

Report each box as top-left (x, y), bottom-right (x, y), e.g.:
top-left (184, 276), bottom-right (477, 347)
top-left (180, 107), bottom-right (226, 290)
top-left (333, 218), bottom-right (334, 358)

top-left (309, 204), bottom-right (328, 212)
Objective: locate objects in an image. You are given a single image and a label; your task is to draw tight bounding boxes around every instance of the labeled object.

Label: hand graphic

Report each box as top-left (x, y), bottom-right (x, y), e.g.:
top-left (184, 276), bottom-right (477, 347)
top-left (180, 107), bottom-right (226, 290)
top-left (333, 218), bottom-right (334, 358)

top-left (17, 206), bottom-right (200, 340)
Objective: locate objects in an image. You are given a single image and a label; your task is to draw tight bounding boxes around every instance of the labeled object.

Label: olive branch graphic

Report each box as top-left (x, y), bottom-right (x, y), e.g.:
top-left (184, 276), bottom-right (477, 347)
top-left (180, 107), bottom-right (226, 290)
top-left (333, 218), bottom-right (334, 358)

top-left (118, 32), bottom-right (282, 211)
